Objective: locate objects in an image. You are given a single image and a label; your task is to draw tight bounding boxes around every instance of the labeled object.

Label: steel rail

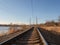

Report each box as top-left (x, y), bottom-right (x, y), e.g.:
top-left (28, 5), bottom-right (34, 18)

top-left (0, 27), bottom-right (33, 45)
top-left (37, 28), bottom-right (48, 45)
top-left (0, 27), bottom-right (48, 45)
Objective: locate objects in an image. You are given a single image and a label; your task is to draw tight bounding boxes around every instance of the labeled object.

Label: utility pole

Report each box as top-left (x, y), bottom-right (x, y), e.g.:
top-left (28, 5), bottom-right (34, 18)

top-left (30, 17), bottom-right (31, 27)
top-left (36, 16), bottom-right (38, 27)
top-left (58, 16), bottom-right (60, 22)
top-left (36, 16), bottom-right (38, 25)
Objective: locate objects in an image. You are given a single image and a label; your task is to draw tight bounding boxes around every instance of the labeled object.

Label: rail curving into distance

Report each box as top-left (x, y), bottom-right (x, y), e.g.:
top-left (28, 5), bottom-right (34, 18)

top-left (0, 27), bottom-right (48, 45)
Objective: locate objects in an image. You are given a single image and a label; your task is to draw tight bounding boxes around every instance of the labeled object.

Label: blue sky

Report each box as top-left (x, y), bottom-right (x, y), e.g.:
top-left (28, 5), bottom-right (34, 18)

top-left (0, 0), bottom-right (60, 24)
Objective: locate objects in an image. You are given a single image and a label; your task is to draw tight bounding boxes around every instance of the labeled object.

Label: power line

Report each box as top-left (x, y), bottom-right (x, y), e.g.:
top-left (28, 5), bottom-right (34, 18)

top-left (31, 0), bottom-right (33, 16)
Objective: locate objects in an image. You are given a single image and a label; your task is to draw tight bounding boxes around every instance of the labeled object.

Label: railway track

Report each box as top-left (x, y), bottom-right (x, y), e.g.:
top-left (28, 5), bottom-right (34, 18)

top-left (1, 27), bottom-right (48, 45)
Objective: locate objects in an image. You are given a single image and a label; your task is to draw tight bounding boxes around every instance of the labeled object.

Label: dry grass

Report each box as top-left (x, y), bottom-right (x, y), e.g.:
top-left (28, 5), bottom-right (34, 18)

top-left (40, 26), bottom-right (60, 34)
top-left (39, 27), bottom-right (60, 45)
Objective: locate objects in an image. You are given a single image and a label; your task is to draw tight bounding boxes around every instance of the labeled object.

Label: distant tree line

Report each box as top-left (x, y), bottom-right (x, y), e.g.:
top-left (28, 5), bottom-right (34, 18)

top-left (40, 16), bottom-right (60, 26)
top-left (44, 21), bottom-right (60, 26)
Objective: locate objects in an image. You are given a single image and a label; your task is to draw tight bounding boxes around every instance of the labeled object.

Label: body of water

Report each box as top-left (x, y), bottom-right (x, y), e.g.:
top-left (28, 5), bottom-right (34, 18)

top-left (0, 26), bottom-right (10, 34)
top-left (0, 26), bottom-right (23, 34)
